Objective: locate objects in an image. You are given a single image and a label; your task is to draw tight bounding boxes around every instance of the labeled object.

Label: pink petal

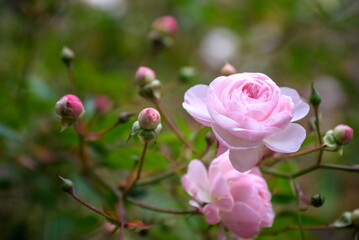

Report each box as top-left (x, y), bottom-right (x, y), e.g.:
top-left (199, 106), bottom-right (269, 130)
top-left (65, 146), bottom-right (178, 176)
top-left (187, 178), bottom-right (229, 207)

top-left (208, 76), bottom-right (233, 99)
top-left (181, 160), bottom-right (211, 203)
top-left (260, 207), bottom-right (275, 228)
top-left (212, 124), bottom-right (261, 150)
top-left (188, 200), bottom-right (200, 208)
top-left (210, 173), bottom-right (234, 211)
top-left (263, 123), bottom-right (306, 153)
top-left (222, 202), bottom-right (261, 238)
top-left (183, 85), bottom-right (212, 126)
top-left (281, 87), bottom-right (310, 122)
top-left (228, 146), bottom-right (264, 172)
top-left (202, 204), bottom-right (221, 224)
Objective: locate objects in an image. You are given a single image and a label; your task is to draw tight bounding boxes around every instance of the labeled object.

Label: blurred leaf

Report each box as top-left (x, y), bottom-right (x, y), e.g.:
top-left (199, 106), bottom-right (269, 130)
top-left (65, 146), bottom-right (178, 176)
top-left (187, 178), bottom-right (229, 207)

top-left (103, 145), bottom-right (168, 171)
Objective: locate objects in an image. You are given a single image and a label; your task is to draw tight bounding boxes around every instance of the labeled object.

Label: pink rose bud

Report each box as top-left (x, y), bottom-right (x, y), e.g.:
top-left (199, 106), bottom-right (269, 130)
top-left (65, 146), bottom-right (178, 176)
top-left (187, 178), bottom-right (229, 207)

top-left (55, 94), bottom-right (84, 131)
top-left (138, 108), bottom-right (161, 130)
top-left (220, 62), bottom-right (237, 76)
top-left (333, 124), bottom-right (353, 145)
top-left (152, 16), bottom-right (177, 37)
top-left (94, 95), bottom-right (112, 114)
top-left (135, 66), bottom-right (156, 86)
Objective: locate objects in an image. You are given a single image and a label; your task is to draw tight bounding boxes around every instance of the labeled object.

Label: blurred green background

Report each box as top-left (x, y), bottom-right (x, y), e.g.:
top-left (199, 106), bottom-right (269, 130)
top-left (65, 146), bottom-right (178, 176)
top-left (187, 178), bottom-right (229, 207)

top-left (0, 0), bottom-right (358, 239)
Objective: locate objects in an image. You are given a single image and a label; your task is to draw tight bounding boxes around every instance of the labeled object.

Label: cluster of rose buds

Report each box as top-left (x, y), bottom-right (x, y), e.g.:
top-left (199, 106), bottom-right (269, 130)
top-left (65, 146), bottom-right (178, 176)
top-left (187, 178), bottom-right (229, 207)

top-left (148, 16), bottom-right (177, 50)
top-left (324, 124), bottom-right (353, 151)
top-left (135, 66), bottom-right (162, 101)
top-left (131, 108), bottom-right (162, 143)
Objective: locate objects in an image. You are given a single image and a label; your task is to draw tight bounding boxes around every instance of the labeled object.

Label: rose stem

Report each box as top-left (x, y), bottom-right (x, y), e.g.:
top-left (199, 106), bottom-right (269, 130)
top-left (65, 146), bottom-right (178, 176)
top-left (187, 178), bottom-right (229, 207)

top-left (153, 98), bottom-right (197, 153)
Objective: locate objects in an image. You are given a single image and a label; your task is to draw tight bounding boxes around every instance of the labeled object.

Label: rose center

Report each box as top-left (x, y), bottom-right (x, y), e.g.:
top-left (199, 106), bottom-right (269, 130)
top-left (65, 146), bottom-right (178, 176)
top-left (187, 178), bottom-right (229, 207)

top-left (242, 84), bottom-right (260, 99)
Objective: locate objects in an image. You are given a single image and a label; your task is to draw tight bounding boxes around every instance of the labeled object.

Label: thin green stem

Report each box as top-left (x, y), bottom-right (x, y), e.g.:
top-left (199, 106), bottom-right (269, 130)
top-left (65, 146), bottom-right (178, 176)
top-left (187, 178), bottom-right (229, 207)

top-left (260, 144), bottom-right (326, 167)
top-left (66, 62), bottom-right (76, 94)
top-left (263, 163), bottom-right (359, 179)
top-left (261, 167), bottom-right (291, 178)
top-left (314, 106), bottom-right (323, 146)
top-left (319, 164), bottom-right (359, 173)
top-left (124, 142), bottom-right (149, 197)
top-left (137, 170), bottom-right (174, 186)
top-left (316, 147), bottom-right (324, 165)
top-left (70, 190), bottom-right (107, 218)
top-left (126, 197), bottom-right (198, 215)
top-left (291, 179), bottom-right (305, 240)
top-left (154, 99), bottom-right (197, 153)
top-left (261, 224), bottom-right (350, 235)
top-left (291, 165), bottom-right (320, 178)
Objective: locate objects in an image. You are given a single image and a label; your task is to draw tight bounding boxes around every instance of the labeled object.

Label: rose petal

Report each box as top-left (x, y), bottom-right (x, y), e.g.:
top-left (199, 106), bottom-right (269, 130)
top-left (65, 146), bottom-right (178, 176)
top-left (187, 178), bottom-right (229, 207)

top-left (202, 204), bottom-right (221, 224)
top-left (228, 146), bottom-right (264, 172)
top-left (281, 87), bottom-right (310, 122)
top-left (210, 173), bottom-right (234, 211)
top-left (212, 124), bottom-right (261, 150)
top-left (222, 202), bottom-right (261, 238)
top-left (181, 160), bottom-right (211, 202)
top-left (183, 85), bottom-right (212, 126)
top-left (263, 123), bottom-right (306, 153)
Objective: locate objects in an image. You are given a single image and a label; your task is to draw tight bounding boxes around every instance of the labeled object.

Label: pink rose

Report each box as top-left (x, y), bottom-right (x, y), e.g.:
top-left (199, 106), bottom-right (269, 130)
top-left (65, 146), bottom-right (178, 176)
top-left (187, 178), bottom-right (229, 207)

top-left (181, 151), bottom-right (274, 239)
top-left (183, 72), bottom-right (309, 171)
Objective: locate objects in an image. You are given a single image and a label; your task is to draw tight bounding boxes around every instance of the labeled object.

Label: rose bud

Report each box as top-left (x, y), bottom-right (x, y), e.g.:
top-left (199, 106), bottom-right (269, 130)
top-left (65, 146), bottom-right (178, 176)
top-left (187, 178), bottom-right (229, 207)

top-left (94, 95), bottom-right (112, 114)
top-left (179, 66), bottom-right (196, 83)
top-left (152, 16), bottom-right (177, 37)
top-left (61, 46), bottom-right (75, 66)
top-left (311, 194), bottom-right (325, 208)
top-left (129, 108), bottom-right (162, 143)
top-left (138, 79), bottom-right (162, 101)
top-left (310, 82), bottom-right (321, 107)
top-left (58, 176), bottom-right (74, 194)
top-left (138, 108), bottom-right (161, 130)
top-left (55, 94), bottom-right (84, 131)
top-left (135, 66), bottom-right (156, 86)
top-left (333, 124), bottom-right (353, 145)
top-left (220, 62), bottom-right (237, 76)
top-left (351, 209), bottom-right (359, 229)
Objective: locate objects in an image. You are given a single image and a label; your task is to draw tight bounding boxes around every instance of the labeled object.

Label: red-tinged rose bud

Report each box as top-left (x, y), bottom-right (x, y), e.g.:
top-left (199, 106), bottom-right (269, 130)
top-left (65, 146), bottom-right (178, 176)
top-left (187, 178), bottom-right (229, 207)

top-left (221, 62), bottom-right (237, 76)
top-left (55, 94), bottom-right (84, 131)
top-left (94, 95), bottom-right (112, 114)
top-left (333, 124), bottom-right (353, 145)
top-left (138, 108), bottom-right (161, 130)
top-left (152, 16), bottom-right (177, 37)
top-left (135, 66), bottom-right (156, 86)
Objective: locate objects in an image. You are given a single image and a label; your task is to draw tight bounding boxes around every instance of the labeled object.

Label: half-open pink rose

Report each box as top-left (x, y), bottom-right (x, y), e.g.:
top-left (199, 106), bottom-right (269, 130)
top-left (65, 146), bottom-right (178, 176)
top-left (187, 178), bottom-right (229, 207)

top-left (181, 151), bottom-right (274, 239)
top-left (183, 72), bottom-right (309, 172)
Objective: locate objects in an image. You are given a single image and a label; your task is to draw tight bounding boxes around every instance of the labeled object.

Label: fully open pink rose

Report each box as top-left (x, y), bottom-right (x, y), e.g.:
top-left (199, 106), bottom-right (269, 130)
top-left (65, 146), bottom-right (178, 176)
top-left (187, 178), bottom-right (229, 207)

top-left (183, 72), bottom-right (309, 171)
top-left (181, 151), bottom-right (274, 239)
